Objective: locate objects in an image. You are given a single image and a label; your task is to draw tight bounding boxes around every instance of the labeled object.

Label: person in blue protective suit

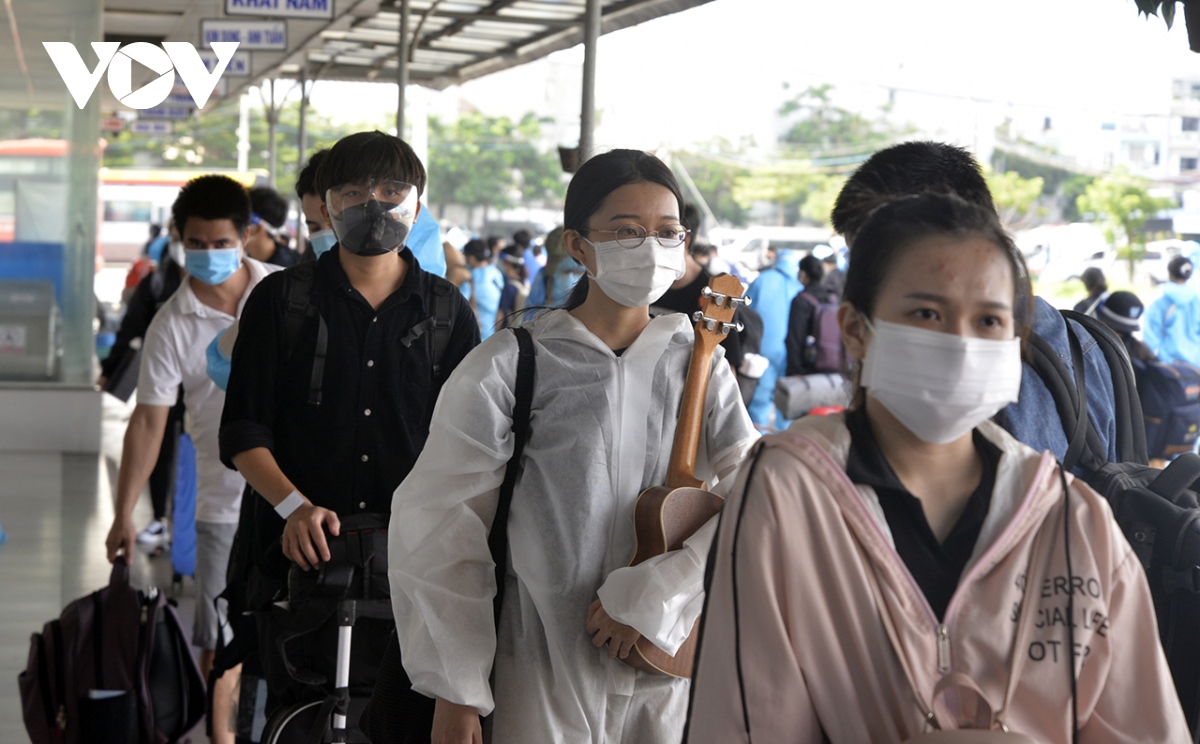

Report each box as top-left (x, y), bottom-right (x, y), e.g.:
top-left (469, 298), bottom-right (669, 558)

top-left (406, 203), bottom-right (448, 277)
top-left (525, 227), bottom-right (584, 309)
top-left (464, 238), bottom-right (505, 340)
top-left (744, 247), bottom-right (803, 428)
top-left (1144, 256), bottom-right (1200, 367)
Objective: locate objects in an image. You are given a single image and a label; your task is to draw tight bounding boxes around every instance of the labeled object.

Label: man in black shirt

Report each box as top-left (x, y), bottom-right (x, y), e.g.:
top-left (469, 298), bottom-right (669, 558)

top-left (219, 130), bottom-right (479, 572)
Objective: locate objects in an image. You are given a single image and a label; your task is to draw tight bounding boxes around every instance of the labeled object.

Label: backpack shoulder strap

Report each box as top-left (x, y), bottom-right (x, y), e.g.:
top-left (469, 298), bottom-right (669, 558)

top-left (1025, 329), bottom-right (1107, 473)
top-left (489, 326), bottom-right (535, 624)
top-left (431, 281), bottom-right (454, 376)
top-left (1061, 309), bottom-right (1149, 465)
top-left (281, 262), bottom-right (326, 406)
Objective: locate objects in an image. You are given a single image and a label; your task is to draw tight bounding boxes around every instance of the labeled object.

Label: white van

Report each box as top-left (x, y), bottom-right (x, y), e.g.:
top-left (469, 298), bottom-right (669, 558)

top-left (710, 225), bottom-right (834, 278)
top-left (1015, 223), bottom-right (1111, 284)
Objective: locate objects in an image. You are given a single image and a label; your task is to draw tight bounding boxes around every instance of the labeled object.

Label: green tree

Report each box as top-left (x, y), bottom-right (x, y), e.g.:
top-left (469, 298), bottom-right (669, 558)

top-left (1077, 175), bottom-right (1175, 279)
top-left (0, 109), bottom-right (65, 140)
top-left (1060, 175), bottom-right (1095, 222)
top-left (426, 112), bottom-right (565, 219)
top-left (726, 84), bottom-right (906, 226)
top-left (799, 175), bottom-right (845, 226)
top-left (673, 142), bottom-right (752, 228)
top-left (985, 167), bottom-right (1044, 227)
top-left (779, 84), bottom-right (896, 150)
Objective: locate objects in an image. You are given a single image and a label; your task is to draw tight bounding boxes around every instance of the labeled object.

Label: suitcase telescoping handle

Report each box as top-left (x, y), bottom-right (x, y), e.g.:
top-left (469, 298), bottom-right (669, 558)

top-left (331, 599), bottom-right (393, 735)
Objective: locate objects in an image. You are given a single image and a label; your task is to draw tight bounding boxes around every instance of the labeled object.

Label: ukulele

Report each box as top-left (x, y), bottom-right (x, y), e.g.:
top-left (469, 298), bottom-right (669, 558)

top-left (620, 273), bottom-right (749, 678)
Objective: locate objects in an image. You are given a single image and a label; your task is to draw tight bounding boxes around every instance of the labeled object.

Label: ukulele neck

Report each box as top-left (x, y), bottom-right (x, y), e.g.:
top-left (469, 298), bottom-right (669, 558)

top-left (665, 327), bottom-right (720, 490)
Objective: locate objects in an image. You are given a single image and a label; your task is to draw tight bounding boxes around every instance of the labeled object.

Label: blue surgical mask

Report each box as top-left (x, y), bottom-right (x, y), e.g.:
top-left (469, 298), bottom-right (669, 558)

top-left (205, 331), bottom-right (231, 391)
top-left (184, 246), bottom-right (242, 285)
top-left (309, 229), bottom-right (337, 258)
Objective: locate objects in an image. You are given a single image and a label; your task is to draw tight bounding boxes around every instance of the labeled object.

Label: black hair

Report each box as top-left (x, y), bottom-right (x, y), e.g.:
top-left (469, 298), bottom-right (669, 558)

top-left (249, 186), bottom-right (288, 229)
top-left (295, 149), bottom-right (328, 200)
top-left (486, 235), bottom-right (506, 253)
top-left (682, 203), bottom-right (703, 235)
top-left (1169, 256), bottom-right (1194, 282)
top-left (843, 193), bottom-right (1032, 336)
top-left (171, 174), bottom-right (252, 237)
top-left (799, 254), bottom-right (825, 285)
top-left (690, 242), bottom-right (714, 260)
top-left (314, 131), bottom-right (427, 199)
top-left (1080, 266), bottom-right (1107, 296)
top-left (500, 245), bottom-right (529, 281)
top-left (562, 149), bottom-right (685, 310)
top-left (831, 141), bottom-right (996, 241)
top-left (463, 238), bottom-right (490, 263)
top-left (512, 229), bottom-right (532, 248)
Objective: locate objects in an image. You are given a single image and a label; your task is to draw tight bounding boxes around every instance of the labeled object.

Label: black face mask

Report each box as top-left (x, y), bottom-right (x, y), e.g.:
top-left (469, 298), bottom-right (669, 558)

top-left (331, 200), bottom-right (411, 256)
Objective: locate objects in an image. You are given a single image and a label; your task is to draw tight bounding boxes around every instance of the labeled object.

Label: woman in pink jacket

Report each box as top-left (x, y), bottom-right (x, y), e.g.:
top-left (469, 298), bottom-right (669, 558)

top-left (687, 193), bottom-right (1190, 743)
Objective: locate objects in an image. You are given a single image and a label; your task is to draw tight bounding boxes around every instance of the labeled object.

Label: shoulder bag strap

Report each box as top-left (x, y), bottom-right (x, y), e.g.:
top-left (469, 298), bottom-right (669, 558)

top-left (489, 326), bottom-right (535, 624)
top-left (280, 263), bottom-right (326, 406)
top-left (431, 282), bottom-right (454, 377)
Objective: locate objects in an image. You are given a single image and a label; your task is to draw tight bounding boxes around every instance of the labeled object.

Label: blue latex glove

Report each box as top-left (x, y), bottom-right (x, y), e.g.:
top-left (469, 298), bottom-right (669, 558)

top-left (206, 329), bottom-right (231, 391)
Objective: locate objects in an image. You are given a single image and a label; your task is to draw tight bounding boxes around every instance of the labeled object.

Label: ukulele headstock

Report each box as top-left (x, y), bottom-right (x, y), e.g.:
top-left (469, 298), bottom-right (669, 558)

top-left (692, 273), bottom-right (749, 341)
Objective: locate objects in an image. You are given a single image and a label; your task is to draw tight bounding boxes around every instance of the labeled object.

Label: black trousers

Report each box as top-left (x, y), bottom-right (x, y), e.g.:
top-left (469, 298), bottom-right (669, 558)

top-left (147, 399), bottom-right (186, 521)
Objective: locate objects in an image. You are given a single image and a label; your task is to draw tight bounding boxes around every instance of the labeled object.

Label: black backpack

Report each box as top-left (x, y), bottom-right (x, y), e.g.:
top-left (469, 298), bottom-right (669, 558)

top-left (18, 559), bottom-right (206, 744)
top-left (1041, 311), bottom-right (1200, 740)
top-left (1134, 357), bottom-right (1200, 460)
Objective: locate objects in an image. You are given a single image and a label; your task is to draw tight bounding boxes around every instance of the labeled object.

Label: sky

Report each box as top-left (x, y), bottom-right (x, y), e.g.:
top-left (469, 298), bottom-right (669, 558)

top-left (299, 0), bottom-right (1200, 153)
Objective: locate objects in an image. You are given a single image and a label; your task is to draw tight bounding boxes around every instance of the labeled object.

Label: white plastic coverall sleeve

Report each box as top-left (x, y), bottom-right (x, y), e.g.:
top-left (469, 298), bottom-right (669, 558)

top-left (388, 311), bottom-right (757, 728)
top-left (595, 353), bottom-right (753, 653)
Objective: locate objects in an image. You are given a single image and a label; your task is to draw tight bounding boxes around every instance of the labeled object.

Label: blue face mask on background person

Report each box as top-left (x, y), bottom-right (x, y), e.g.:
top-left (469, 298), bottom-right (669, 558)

top-left (309, 229), bottom-right (338, 258)
top-left (206, 330), bottom-right (231, 391)
top-left (184, 246), bottom-right (242, 285)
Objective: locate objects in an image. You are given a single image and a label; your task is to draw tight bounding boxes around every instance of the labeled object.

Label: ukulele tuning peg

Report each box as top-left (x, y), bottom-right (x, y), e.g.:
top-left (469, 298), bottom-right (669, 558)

top-left (740, 295), bottom-right (753, 307)
top-left (692, 311), bottom-right (705, 323)
top-left (721, 321), bottom-right (744, 335)
top-left (700, 286), bottom-right (712, 298)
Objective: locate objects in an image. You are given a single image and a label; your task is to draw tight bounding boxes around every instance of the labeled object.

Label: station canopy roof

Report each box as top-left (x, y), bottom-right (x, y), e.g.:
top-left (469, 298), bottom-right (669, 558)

top-left (100, 0), bottom-right (716, 102)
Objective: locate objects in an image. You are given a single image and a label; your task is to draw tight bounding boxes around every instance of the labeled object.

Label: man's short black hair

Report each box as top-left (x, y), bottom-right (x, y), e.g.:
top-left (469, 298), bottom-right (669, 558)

top-left (1169, 256), bottom-right (1194, 282)
top-left (463, 238), bottom-right (490, 262)
top-left (512, 229), bottom-right (532, 248)
top-left (314, 131), bottom-right (427, 199)
top-left (172, 174), bottom-right (252, 236)
top-left (295, 149), bottom-right (328, 200)
top-left (831, 141), bottom-right (996, 241)
top-left (249, 187), bottom-right (288, 229)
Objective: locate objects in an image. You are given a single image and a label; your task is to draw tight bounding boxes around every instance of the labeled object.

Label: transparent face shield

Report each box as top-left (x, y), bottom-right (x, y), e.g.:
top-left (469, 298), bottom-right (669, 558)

top-left (326, 180), bottom-right (420, 256)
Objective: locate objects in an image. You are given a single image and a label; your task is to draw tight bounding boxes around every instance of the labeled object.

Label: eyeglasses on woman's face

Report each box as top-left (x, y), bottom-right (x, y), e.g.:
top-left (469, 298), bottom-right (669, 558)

top-left (580, 223), bottom-right (689, 249)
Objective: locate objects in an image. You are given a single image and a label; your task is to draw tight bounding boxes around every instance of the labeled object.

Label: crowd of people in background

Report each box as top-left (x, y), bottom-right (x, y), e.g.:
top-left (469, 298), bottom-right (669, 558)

top-left (84, 135), bottom-right (1194, 744)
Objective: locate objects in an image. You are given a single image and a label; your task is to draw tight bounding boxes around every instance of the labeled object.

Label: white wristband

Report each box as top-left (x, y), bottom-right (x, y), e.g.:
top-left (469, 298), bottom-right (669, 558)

top-left (274, 490), bottom-right (307, 520)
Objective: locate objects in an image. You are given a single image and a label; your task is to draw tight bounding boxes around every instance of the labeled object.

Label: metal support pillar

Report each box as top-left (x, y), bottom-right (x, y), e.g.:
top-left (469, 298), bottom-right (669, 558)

top-left (396, 0), bottom-right (411, 138)
top-left (579, 0), bottom-right (601, 164)
top-left (266, 79), bottom-right (278, 187)
top-left (236, 92), bottom-right (250, 172)
top-left (298, 70), bottom-right (310, 162)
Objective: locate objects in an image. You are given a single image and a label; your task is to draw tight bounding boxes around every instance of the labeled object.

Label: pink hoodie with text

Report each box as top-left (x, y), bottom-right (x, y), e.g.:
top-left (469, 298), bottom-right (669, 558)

top-left (687, 414), bottom-right (1189, 743)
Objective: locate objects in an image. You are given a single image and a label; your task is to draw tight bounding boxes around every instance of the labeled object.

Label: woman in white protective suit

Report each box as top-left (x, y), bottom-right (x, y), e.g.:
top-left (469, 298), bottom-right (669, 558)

top-left (387, 149), bottom-right (758, 744)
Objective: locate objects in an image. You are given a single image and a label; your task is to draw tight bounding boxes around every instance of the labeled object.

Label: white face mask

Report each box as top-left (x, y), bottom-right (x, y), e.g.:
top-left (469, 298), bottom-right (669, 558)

top-left (584, 237), bottom-right (686, 308)
top-left (860, 318), bottom-right (1022, 444)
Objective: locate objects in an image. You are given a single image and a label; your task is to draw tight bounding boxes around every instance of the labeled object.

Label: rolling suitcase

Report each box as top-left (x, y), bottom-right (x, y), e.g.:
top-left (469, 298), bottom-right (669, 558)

top-left (259, 599), bottom-right (392, 743)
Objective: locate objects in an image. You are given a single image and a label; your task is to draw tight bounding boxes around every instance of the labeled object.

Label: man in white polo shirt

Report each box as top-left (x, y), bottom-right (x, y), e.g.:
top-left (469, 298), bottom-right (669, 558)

top-left (104, 175), bottom-right (279, 742)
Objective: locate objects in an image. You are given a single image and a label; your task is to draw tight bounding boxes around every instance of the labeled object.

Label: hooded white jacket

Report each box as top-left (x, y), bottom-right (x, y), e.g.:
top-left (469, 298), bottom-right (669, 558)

top-left (389, 310), bottom-right (757, 743)
top-left (687, 414), bottom-right (1189, 743)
